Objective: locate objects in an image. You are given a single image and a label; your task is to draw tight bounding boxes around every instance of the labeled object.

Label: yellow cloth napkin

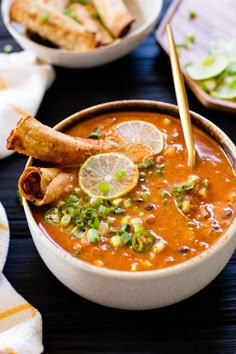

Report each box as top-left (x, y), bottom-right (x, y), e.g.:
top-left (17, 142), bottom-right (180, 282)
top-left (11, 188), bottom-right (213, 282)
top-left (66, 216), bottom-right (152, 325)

top-left (0, 202), bottom-right (43, 353)
top-left (0, 50), bottom-right (55, 159)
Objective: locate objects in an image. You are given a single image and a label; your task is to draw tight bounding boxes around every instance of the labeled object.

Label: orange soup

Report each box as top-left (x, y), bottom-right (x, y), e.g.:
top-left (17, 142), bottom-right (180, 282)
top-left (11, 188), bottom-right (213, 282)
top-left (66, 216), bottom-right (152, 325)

top-left (32, 111), bottom-right (236, 271)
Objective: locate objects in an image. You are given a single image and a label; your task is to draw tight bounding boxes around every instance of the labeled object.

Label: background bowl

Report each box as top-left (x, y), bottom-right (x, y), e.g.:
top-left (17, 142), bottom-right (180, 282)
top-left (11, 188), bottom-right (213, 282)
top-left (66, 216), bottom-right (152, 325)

top-left (22, 100), bottom-right (236, 310)
top-left (2, 0), bottom-right (163, 68)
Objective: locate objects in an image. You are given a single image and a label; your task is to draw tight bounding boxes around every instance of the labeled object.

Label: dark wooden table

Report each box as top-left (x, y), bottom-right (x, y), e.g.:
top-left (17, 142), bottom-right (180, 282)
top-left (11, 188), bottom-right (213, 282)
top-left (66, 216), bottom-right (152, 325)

top-left (1, 1), bottom-right (236, 353)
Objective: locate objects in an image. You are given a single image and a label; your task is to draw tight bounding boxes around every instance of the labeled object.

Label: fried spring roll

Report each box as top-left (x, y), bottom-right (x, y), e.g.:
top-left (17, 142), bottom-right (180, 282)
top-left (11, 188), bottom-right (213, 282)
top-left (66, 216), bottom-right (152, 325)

top-left (92, 0), bottom-right (135, 38)
top-left (10, 0), bottom-right (96, 51)
top-left (18, 167), bottom-right (77, 205)
top-left (6, 115), bottom-right (116, 166)
top-left (69, 3), bottom-right (113, 46)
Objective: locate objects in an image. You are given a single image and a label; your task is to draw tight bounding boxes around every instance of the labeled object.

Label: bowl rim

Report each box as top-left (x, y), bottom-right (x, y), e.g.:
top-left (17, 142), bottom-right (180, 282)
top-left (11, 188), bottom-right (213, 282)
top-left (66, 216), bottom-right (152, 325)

top-left (23, 99), bottom-right (236, 280)
top-left (1, 0), bottom-right (163, 56)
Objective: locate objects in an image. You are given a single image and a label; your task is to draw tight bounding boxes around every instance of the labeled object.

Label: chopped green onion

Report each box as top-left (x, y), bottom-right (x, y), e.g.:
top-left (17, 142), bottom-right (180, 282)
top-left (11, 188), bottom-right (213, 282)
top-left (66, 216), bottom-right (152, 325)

top-left (71, 226), bottom-right (84, 238)
top-left (172, 180), bottom-right (195, 197)
top-left (123, 199), bottom-right (132, 208)
top-left (98, 204), bottom-right (113, 216)
top-left (138, 158), bottom-right (154, 169)
top-left (110, 235), bottom-right (122, 248)
top-left (88, 216), bottom-right (100, 229)
top-left (87, 229), bottom-right (100, 243)
top-left (75, 219), bottom-right (84, 228)
top-left (60, 214), bottom-right (72, 227)
top-left (88, 127), bottom-right (101, 139)
top-left (66, 194), bottom-right (79, 204)
top-left (120, 232), bottom-right (131, 245)
top-left (120, 222), bottom-right (131, 233)
top-left (82, 208), bottom-right (94, 220)
top-left (98, 182), bottom-right (110, 194)
top-left (114, 168), bottom-right (126, 180)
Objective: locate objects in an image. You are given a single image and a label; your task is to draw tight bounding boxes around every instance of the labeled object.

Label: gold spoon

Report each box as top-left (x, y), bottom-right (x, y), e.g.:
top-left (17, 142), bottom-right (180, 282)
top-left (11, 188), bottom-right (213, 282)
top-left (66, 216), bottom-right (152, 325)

top-left (166, 24), bottom-right (196, 169)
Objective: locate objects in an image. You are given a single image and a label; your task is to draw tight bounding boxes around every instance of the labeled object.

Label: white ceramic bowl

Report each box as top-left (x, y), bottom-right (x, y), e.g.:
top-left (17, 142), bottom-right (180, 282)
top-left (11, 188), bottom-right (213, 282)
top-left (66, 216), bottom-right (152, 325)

top-left (1, 0), bottom-right (163, 68)
top-left (22, 100), bottom-right (236, 310)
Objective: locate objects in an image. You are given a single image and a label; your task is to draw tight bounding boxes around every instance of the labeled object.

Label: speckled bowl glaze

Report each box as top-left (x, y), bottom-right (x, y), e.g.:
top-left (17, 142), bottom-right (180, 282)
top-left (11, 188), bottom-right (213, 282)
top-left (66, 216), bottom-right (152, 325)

top-left (23, 100), bottom-right (236, 310)
top-left (2, 0), bottom-right (163, 68)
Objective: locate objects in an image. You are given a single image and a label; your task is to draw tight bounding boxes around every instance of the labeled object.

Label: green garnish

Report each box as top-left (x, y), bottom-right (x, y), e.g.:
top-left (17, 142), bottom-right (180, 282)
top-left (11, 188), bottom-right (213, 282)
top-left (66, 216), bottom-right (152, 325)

top-left (120, 232), bottom-right (131, 245)
top-left (132, 230), bottom-right (155, 253)
top-left (41, 14), bottom-right (49, 24)
top-left (87, 229), bottom-right (100, 243)
top-left (114, 169), bottom-right (126, 180)
top-left (98, 182), bottom-right (110, 194)
top-left (138, 158), bottom-right (154, 169)
top-left (88, 127), bottom-right (101, 139)
top-left (171, 180), bottom-right (195, 197)
top-left (60, 214), bottom-right (72, 227)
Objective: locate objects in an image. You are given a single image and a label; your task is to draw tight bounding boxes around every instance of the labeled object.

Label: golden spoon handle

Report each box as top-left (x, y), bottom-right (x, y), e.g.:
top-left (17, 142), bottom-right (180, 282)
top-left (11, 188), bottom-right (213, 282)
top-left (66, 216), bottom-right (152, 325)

top-left (166, 24), bottom-right (196, 169)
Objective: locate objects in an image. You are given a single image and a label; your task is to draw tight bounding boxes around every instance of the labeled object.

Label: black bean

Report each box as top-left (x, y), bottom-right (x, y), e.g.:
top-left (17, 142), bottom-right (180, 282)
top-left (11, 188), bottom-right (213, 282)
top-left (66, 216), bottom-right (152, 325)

top-left (145, 203), bottom-right (155, 210)
top-left (178, 246), bottom-right (190, 253)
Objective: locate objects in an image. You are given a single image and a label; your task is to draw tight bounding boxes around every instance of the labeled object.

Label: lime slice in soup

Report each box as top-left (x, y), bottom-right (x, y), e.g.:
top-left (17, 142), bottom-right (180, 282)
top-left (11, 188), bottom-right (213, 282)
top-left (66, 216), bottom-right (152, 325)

top-left (114, 120), bottom-right (164, 163)
top-left (79, 152), bottom-right (139, 200)
top-left (186, 55), bottom-right (228, 80)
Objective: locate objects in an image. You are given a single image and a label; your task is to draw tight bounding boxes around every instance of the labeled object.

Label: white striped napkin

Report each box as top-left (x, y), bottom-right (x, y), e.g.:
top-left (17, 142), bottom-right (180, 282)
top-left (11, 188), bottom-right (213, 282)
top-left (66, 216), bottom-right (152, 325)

top-left (0, 50), bottom-right (55, 159)
top-left (0, 202), bottom-right (43, 353)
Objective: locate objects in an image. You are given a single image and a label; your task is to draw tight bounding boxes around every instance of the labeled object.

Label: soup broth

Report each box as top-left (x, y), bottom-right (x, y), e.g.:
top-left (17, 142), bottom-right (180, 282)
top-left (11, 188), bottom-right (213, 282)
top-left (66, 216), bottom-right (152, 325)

top-left (32, 111), bottom-right (236, 271)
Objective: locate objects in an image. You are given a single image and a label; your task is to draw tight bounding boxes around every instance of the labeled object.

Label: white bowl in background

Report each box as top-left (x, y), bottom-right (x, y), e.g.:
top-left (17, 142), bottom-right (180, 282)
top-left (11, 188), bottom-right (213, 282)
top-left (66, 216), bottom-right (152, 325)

top-left (1, 0), bottom-right (163, 68)
top-left (22, 100), bottom-right (236, 310)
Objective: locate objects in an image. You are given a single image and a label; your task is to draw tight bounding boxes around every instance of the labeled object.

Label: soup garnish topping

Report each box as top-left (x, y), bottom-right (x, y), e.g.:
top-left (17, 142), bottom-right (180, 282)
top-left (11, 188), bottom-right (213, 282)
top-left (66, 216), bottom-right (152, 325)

top-left (112, 120), bottom-right (164, 162)
top-left (78, 152), bottom-right (139, 199)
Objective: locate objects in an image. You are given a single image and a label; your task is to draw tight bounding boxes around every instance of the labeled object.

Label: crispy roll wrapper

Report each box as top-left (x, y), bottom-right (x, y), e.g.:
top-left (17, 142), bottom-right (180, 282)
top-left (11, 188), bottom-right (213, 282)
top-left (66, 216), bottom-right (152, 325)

top-left (69, 3), bottom-right (113, 46)
top-left (10, 0), bottom-right (96, 51)
top-left (19, 167), bottom-right (77, 205)
top-left (93, 0), bottom-right (135, 38)
top-left (6, 115), bottom-right (115, 166)
top-left (40, 0), bottom-right (69, 13)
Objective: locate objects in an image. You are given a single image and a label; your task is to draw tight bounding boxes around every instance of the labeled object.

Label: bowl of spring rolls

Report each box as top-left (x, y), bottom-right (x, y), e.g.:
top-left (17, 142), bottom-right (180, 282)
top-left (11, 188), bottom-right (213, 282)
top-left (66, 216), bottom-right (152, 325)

top-left (2, 0), bottom-right (163, 68)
